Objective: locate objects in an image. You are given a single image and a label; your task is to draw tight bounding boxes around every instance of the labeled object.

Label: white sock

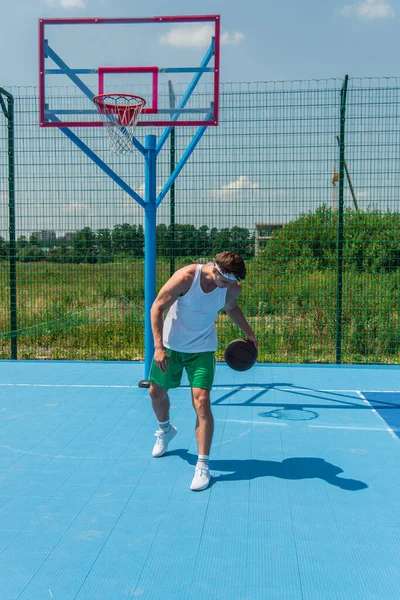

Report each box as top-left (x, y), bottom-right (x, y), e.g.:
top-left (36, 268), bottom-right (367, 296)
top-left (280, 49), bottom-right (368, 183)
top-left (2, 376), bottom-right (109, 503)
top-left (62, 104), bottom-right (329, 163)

top-left (158, 419), bottom-right (170, 432)
top-left (197, 455), bottom-right (209, 466)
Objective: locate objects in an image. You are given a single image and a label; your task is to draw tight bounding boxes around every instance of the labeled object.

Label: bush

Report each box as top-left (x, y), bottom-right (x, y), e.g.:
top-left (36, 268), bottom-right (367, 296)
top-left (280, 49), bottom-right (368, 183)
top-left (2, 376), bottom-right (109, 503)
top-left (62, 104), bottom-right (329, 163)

top-left (17, 246), bottom-right (46, 262)
top-left (260, 205), bottom-right (400, 273)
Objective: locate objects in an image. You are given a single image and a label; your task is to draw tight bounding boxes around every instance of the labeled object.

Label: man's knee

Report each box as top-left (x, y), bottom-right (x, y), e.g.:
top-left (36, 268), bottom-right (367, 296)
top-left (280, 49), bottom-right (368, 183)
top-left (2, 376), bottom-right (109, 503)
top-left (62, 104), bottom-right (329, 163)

top-left (150, 383), bottom-right (168, 402)
top-left (192, 390), bottom-right (212, 418)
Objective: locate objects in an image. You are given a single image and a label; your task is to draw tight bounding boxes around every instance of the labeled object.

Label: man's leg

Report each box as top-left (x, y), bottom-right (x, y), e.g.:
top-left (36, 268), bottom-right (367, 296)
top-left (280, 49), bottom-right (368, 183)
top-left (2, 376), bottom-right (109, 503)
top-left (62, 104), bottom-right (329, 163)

top-left (148, 350), bottom-right (182, 457)
top-left (149, 383), bottom-right (177, 457)
top-left (149, 382), bottom-right (170, 423)
top-left (191, 387), bottom-right (214, 456)
top-left (190, 387), bottom-right (213, 491)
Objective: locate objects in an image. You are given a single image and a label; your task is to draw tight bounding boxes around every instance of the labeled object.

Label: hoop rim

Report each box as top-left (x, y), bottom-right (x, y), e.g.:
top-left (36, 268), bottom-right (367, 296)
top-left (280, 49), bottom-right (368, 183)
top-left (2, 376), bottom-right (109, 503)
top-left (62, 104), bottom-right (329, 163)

top-left (93, 93), bottom-right (147, 111)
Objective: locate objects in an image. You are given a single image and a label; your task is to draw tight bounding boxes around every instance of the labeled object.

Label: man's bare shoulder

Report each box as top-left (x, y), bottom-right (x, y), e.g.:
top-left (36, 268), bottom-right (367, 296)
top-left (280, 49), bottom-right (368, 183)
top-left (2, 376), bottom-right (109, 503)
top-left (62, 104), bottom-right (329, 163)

top-left (173, 264), bottom-right (197, 283)
top-left (228, 281), bottom-right (241, 298)
top-left (160, 264), bottom-right (198, 297)
top-left (225, 282), bottom-right (242, 309)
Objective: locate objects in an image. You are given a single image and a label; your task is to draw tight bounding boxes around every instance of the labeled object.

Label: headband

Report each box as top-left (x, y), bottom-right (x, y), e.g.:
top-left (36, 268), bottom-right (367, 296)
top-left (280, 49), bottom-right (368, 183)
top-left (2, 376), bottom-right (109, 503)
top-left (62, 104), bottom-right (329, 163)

top-left (214, 262), bottom-right (237, 281)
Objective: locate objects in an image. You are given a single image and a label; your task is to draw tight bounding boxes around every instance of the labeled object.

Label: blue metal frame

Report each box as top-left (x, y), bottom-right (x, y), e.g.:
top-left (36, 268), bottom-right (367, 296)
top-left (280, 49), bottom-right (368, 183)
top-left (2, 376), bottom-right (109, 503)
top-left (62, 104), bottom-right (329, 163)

top-left (144, 136), bottom-right (157, 379)
top-left (157, 114), bottom-right (213, 208)
top-left (45, 42), bottom-right (95, 102)
top-left (45, 43), bottom-right (216, 383)
top-left (156, 39), bottom-right (215, 155)
top-left (48, 116), bottom-right (146, 207)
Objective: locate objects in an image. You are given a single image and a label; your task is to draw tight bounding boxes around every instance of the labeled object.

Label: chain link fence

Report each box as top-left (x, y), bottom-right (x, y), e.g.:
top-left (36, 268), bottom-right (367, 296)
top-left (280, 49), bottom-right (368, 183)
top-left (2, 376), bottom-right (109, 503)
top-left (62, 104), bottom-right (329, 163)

top-left (1, 77), bottom-right (399, 362)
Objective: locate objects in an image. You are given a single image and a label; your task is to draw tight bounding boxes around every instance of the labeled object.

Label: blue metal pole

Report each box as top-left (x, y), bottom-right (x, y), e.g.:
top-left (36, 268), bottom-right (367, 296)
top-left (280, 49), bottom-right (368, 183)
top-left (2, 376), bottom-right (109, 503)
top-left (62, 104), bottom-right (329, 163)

top-left (139, 134), bottom-right (157, 387)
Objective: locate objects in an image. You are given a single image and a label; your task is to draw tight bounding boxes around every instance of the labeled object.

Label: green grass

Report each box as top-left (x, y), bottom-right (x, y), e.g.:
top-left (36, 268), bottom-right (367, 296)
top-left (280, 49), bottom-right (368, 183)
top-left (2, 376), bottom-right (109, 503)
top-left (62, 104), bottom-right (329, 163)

top-left (0, 259), bottom-right (399, 363)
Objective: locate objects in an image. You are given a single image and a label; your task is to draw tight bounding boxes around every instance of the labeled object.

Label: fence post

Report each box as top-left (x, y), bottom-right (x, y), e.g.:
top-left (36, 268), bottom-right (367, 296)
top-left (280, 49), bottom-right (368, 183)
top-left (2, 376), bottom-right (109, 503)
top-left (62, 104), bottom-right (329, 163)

top-left (0, 88), bottom-right (17, 360)
top-left (336, 75), bottom-right (349, 364)
top-left (168, 81), bottom-right (176, 277)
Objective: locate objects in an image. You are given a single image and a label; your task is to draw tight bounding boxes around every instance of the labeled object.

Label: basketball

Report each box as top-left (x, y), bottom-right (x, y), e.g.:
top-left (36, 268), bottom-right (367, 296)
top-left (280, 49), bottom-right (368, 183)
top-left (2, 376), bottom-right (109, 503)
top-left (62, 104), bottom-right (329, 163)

top-left (224, 338), bottom-right (258, 371)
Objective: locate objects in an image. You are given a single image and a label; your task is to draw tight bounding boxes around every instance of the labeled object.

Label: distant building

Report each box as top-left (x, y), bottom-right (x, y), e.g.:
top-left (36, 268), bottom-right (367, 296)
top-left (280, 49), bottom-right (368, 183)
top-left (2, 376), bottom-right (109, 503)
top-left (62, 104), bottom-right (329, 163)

top-left (60, 232), bottom-right (76, 247)
top-left (255, 223), bottom-right (284, 254)
top-left (32, 230), bottom-right (57, 247)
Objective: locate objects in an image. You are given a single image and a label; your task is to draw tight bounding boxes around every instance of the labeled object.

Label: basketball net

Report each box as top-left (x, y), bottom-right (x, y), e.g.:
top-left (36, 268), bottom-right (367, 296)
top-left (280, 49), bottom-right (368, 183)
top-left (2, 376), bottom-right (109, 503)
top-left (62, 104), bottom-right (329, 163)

top-left (93, 93), bottom-right (146, 154)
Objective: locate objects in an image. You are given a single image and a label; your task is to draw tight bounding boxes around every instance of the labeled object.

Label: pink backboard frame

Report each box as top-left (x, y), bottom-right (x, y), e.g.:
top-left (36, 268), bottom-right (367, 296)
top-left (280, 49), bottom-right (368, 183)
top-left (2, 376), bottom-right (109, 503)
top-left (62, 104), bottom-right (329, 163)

top-left (38, 15), bottom-right (220, 128)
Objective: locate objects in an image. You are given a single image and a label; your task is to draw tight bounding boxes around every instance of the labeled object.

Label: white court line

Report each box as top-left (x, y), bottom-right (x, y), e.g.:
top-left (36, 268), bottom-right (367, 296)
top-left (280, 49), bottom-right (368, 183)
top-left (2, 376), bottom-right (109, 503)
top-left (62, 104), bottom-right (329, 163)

top-left (1, 383), bottom-right (400, 392)
top-left (219, 419), bottom-right (395, 431)
top-left (218, 418), bottom-right (396, 431)
top-left (0, 443), bottom-right (120, 460)
top-left (215, 418), bottom-right (287, 427)
top-left (309, 425), bottom-right (395, 431)
top-left (0, 383), bottom-right (139, 389)
top-left (1, 384), bottom-right (400, 396)
top-left (357, 390), bottom-right (399, 440)
top-left (352, 390), bottom-right (400, 394)
top-left (220, 429), bottom-right (251, 445)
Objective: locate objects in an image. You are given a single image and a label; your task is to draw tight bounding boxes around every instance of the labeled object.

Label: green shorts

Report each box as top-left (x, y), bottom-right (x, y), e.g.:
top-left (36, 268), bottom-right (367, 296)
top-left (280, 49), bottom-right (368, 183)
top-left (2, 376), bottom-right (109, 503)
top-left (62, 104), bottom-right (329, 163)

top-left (149, 348), bottom-right (216, 390)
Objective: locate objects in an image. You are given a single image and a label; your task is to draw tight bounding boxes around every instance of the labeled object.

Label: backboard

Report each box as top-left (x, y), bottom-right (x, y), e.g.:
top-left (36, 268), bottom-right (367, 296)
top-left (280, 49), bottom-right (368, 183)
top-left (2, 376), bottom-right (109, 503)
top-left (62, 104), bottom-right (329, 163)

top-left (38, 16), bottom-right (220, 128)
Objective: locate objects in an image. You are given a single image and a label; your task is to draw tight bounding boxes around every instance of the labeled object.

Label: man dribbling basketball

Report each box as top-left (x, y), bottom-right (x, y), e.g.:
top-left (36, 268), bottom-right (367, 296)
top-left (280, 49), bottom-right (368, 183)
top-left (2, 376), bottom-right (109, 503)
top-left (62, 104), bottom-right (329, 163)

top-left (149, 251), bottom-right (258, 491)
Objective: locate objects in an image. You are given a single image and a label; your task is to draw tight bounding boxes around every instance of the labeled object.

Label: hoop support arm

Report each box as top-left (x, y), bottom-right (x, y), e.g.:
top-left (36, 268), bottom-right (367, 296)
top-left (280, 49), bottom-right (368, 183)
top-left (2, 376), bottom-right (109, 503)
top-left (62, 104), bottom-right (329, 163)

top-left (48, 115), bottom-right (146, 207)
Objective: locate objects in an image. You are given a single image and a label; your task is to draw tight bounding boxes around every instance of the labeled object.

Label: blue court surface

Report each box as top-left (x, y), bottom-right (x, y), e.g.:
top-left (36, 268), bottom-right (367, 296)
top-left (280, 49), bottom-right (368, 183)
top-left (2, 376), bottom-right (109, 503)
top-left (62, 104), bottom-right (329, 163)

top-left (0, 360), bottom-right (400, 600)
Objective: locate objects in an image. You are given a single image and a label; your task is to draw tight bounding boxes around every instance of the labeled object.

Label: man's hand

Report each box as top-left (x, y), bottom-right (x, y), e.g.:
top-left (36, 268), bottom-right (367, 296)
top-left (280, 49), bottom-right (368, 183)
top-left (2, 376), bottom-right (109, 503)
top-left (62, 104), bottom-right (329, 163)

top-left (246, 334), bottom-right (258, 350)
top-left (154, 346), bottom-right (170, 373)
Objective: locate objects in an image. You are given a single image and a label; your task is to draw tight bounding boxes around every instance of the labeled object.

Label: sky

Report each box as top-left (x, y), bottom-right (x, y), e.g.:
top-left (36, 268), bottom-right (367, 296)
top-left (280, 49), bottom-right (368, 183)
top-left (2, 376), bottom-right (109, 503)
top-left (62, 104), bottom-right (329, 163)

top-left (0, 0), bottom-right (400, 87)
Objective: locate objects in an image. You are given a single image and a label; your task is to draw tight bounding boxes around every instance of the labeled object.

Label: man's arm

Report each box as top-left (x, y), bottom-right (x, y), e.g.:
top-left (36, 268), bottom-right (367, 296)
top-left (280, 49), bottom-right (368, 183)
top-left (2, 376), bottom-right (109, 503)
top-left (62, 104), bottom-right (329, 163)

top-left (150, 267), bottom-right (194, 372)
top-left (224, 286), bottom-right (258, 349)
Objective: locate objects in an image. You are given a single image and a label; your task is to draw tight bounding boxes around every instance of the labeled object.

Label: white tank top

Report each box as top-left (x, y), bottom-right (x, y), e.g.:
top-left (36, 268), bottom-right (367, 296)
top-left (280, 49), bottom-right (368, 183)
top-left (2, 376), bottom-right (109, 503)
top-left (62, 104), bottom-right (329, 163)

top-left (163, 264), bottom-right (227, 353)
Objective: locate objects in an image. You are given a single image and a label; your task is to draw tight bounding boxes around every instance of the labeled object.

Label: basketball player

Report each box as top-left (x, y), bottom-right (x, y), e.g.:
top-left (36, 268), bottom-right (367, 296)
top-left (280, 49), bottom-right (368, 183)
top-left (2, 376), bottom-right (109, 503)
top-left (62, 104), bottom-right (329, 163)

top-left (149, 251), bottom-right (258, 491)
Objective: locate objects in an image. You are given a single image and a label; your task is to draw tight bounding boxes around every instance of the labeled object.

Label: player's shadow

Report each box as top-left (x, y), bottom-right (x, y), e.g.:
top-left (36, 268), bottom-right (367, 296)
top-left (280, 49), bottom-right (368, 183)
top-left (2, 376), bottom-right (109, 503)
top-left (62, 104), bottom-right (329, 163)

top-left (168, 449), bottom-right (368, 491)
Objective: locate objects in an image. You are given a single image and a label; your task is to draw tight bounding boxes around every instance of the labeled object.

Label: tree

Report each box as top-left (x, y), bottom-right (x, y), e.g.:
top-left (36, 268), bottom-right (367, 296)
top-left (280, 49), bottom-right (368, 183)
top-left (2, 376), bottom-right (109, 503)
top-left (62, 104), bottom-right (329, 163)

top-left (229, 226), bottom-right (255, 258)
top-left (0, 236), bottom-right (6, 260)
top-left (112, 223), bottom-right (144, 257)
top-left (156, 224), bottom-right (169, 256)
top-left (175, 224), bottom-right (197, 256)
top-left (72, 227), bottom-right (98, 264)
top-left (196, 225), bottom-right (211, 255)
top-left (96, 229), bottom-right (113, 263)
top-left (214, 228), bottom-right (231, 254)
top-left (209, 228), bottom-right (219, 255)
top-left (29, 234), bottom-right (39, 247)
top-left (17, 235), bottom-right (28, 250)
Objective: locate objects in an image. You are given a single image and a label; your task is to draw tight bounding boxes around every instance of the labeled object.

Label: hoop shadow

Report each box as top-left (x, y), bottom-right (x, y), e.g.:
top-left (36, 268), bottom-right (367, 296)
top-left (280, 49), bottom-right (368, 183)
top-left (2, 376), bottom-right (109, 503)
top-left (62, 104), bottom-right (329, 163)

top-left (169, 449), bottom-right (368, 491)
top-left (210, 382), bottom-right (373, 411)
top-left (259, 408), bottom-right (319, 421)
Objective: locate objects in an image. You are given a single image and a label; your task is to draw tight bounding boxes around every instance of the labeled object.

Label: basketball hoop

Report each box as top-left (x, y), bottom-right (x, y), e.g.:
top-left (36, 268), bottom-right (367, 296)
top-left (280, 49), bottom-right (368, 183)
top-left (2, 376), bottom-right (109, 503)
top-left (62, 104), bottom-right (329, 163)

top-left (93, 93), bottom-right (146, 154)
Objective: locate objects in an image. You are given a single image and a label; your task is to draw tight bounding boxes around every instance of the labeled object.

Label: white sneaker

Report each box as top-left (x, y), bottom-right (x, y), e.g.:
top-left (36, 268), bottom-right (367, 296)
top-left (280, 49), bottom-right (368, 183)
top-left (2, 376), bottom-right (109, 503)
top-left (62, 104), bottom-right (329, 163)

top-left (190, 463), bottom-right (211, 491)
top-left (152, 425), bottom-right (177, 457)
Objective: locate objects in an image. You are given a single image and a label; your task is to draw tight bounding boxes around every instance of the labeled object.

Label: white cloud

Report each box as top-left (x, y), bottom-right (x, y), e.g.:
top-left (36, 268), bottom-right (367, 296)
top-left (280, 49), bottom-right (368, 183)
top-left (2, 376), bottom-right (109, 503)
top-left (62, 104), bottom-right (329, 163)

top-left (220, 176), bottom-right (260, 194)
top-left (341, 0), bottom-right (395, 19)
top-left (41, 0), bottom-right (85, 8)
top-left (160, 24), bottom-right (214, 48)
top-left (160, 25), bottom-right (244, 48)
top-left (221, 32), bottom-right (244, 46)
